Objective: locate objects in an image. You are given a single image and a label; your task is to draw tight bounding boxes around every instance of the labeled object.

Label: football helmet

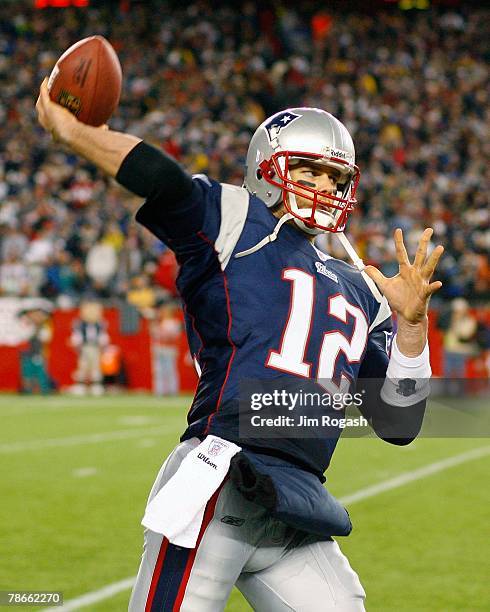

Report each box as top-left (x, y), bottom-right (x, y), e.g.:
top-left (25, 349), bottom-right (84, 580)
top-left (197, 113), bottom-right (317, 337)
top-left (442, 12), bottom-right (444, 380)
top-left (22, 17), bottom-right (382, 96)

top-left (244, 107), bottom-right (360, 234)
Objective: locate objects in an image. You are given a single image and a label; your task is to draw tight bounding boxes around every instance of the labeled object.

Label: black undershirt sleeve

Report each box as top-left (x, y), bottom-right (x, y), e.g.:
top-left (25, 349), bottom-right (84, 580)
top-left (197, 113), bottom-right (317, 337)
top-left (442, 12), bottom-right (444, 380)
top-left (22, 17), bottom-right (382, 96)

top-left (115, 141), bottom-right (193, 203)
top-left (363, 395), bottom-right (426, 446)
top-left (357, 334), bottom-right (427, 445)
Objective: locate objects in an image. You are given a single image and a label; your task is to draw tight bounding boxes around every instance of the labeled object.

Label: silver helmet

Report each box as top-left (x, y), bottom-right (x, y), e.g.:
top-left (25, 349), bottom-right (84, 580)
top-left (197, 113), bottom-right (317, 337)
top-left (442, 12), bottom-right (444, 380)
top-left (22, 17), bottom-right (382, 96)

top-left (243, 107), bottom-right (360, 234)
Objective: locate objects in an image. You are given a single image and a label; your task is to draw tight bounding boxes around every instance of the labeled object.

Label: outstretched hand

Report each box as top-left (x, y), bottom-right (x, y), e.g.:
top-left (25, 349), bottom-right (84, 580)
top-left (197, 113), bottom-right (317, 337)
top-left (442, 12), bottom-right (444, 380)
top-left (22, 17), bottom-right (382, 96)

top-left (364, 228), bottom-right (443, 324)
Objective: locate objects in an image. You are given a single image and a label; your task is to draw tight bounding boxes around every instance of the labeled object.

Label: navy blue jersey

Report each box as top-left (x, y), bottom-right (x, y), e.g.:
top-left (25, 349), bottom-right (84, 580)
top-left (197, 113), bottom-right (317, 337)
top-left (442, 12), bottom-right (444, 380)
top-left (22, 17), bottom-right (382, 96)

top-left (137, 176), bottom-right (395, 476)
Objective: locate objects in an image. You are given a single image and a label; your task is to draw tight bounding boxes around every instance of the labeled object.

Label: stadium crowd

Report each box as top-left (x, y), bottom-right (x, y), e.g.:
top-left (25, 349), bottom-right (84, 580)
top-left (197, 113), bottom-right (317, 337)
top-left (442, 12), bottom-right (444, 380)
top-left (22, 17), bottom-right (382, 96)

top-left (0, 1), bottom-right (488, 311)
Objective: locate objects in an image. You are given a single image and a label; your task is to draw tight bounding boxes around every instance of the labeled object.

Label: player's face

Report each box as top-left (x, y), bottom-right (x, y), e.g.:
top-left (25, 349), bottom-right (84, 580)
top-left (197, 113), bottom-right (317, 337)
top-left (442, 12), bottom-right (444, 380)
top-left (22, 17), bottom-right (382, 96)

top-left (288, 162), bottom-right (341, 211)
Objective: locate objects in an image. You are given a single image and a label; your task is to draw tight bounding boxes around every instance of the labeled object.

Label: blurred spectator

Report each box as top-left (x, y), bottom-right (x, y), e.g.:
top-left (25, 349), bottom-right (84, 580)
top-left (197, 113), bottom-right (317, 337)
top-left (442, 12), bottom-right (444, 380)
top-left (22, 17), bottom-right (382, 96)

top-left (0, 227), bottom-right (28, 261)
top-left (0, 252), bottom-right (30, 296)
top-left (126, 273), bottom-right (156, 317)
top-left (17, 303), bottom-right (54, 394)
top-left (100, 343), bottom-right (125, 391)
top-left (70, 300), bottom-right (109, 395)
top-left (85, 237), bottom-right (118, 297)
top-left (154, 249), bottom-right (179, 298)
top-left (438, 298), bottom-right (479, 378)
top-left (25, 224), bottom-right (55, 266)
top-left (151, 301), bottom-right (182, 396)
top-left (0, 1), bottom-right (487, 311)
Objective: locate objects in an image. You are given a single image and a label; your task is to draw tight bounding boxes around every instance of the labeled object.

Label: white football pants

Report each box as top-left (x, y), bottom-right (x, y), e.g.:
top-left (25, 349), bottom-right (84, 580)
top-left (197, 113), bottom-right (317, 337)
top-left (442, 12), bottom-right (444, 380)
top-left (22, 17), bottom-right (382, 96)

top-left (129, 438), bottom-right (366, 611)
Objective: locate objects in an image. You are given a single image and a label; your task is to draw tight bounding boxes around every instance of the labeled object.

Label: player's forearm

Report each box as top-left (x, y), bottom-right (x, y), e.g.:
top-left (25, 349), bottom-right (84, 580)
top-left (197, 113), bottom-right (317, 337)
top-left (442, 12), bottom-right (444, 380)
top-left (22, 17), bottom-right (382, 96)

top-left (395, 315), bottom-right (428, 357)
top-left (62, 120), bottom-right (141, 178)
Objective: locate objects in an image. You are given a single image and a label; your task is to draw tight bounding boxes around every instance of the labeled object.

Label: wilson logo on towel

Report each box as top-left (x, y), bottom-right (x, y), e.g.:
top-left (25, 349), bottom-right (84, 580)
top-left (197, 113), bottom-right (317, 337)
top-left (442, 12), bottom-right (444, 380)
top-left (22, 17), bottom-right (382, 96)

top-left (197, 452), bottom-right (217, 469)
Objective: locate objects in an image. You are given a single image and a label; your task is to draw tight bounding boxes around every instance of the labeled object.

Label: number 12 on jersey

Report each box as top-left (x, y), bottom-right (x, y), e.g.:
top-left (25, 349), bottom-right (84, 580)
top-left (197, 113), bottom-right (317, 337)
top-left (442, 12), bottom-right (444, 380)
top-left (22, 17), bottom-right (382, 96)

top-left (266, 268), bottom-right (368, 394)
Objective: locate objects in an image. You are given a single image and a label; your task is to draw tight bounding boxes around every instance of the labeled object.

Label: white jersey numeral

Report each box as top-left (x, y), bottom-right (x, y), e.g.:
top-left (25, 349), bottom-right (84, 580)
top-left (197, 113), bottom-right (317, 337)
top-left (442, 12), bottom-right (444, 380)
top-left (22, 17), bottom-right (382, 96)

top-left (266, 269), bottom-right (314, 377)
top-left (318, 294), bottom-right (368, 394)
top-left (267, 270), bottom-right (369, 390)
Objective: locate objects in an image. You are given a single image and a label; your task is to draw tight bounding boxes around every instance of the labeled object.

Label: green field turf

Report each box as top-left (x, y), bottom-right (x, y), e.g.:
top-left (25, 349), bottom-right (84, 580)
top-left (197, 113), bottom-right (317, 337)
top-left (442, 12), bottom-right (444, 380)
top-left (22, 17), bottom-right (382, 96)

top-left (0, 394), bottom-right (488, 611)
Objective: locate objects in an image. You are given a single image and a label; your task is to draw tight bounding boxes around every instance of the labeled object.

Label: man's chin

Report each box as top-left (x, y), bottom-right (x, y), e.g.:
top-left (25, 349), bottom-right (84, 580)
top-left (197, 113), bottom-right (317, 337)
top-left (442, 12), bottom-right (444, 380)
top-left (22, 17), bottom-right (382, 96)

top-left (294, 208), bottom-right (335, 233)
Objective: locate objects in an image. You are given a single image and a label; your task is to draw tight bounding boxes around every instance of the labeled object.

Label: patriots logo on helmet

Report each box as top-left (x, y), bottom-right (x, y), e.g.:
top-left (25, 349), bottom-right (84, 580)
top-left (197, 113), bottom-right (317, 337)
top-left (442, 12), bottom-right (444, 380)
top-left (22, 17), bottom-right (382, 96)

top-left (264, 111), bottom-right (301, 142)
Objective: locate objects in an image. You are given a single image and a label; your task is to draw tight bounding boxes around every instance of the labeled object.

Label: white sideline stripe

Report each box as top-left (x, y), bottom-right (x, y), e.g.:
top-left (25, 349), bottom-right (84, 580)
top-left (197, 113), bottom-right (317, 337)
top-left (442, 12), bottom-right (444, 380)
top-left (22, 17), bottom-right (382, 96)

top-left (72, 467), bottom-right (97, 478)
top-left (45, 577), bottom-right (136, 611)
top-left (45, 445), bottom-right (490, 611)
top-left (339, 445), bottom-right (490, 505)
top-left (0, 396), bottom-right (188, 416)
top-left (0, 426), bottom-right (170, 453)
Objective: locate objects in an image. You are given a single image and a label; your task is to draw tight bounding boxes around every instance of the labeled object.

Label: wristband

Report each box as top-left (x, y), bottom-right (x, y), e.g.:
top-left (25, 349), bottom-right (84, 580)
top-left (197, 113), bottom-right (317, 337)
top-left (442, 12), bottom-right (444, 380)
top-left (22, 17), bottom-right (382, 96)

top-left (380, 335), bottom-right (431, 407)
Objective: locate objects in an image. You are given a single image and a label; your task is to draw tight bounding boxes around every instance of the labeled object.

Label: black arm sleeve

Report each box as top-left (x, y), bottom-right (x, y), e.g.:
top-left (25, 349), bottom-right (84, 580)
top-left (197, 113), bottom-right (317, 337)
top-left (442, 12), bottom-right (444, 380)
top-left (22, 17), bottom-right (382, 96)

top-left (115, 141), bottom-right (193, 203)
top-left (362, 394), bottom-right (426, 446)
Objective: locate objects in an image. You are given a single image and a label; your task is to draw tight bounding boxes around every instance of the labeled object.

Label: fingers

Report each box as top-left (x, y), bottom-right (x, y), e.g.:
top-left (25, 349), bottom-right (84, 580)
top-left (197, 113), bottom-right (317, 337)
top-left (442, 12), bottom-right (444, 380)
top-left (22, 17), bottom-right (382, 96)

top-left (426, 280), bottom-right (443, 296)
top-left (422, 244), bottom-right (444, 279)
top-left (364, 265), bottom-right (387, 291)
top-left (38, 78), bottom-right (49, 107)
top-left (397, 227), bottom-right (444, 279)
top-left (36, 79), bottom-right (49, 128)
top-left (36, 78), bottom-right (65, 138)
top-left (394, 228), bottom-right (410, 268)
top-left (413, 228), bottom-right (433, 268)
top-left (36, 96), bottom-right (46, 130)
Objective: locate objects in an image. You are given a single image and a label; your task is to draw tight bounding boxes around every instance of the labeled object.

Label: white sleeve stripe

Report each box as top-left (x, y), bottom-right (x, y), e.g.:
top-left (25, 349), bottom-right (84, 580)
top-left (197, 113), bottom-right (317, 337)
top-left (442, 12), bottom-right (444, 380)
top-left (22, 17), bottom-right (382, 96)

top-left (192, 173), bottom-right (212, 186)
top-left (360, 270), bottom-right (392, 333)
top-left (368, 297), bottom-right (391, 333)
top-left (193, 357), bottom-right (202, 377)
top-left (215, 183), bottom-right (249, 270)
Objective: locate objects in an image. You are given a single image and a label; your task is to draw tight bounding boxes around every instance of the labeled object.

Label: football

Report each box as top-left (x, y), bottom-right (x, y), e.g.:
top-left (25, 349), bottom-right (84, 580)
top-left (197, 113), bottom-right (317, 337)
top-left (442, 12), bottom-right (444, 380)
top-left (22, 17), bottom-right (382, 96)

top-left (47, 35), bottom-right (122, 127)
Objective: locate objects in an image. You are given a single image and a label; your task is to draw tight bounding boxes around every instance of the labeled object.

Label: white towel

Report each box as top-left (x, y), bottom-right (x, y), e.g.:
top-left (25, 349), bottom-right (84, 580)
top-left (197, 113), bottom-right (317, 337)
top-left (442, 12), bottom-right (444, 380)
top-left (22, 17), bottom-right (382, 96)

top-left (142, 435), bottom-right (241, 548)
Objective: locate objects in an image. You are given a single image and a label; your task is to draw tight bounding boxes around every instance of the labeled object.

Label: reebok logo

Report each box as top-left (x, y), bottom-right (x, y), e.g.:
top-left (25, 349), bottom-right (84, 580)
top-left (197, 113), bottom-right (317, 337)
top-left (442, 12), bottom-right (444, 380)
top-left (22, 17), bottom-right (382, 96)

top-left (221, 515), bottom-right (245, 527)
top-left (315, 262), bottom-right (338, 283)
top-left (198, 452), bottom-right (217, 470)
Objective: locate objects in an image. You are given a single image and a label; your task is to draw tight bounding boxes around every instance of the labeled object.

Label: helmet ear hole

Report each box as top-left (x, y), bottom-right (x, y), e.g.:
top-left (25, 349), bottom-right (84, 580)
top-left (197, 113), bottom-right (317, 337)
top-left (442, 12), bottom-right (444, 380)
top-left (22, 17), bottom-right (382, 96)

top-left (256, 169), bottom-right (262, 180)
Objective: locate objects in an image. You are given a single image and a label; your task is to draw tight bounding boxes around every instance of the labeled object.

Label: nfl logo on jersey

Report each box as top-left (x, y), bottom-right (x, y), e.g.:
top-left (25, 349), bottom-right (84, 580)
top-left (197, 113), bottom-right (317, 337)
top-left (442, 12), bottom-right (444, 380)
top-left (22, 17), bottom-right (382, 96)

top-left (208, 439), bottom-right (228, 456)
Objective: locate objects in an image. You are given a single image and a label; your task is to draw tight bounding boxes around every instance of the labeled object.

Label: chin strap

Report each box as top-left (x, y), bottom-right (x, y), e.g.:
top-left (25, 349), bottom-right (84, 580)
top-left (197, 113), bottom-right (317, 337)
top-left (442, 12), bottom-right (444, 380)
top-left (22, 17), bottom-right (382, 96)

top-left (235, 213), bottom-right (294, 258)
top-left (234, 212), bottom-right (367, 272)
top-left (335, 231), bottom-right (366, 271)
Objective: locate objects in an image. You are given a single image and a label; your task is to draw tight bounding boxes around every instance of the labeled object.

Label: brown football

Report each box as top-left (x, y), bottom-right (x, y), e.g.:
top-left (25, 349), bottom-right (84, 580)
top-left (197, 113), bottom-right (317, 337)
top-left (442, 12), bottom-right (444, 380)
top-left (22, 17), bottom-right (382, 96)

top-left (47, 35), bottom-right (122, 127)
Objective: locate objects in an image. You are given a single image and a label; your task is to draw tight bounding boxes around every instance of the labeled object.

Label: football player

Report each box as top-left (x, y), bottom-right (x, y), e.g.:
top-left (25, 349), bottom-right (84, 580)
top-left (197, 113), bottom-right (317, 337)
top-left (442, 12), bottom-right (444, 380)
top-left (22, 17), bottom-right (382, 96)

top-left (37, 81), bottom-right (443, 611)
